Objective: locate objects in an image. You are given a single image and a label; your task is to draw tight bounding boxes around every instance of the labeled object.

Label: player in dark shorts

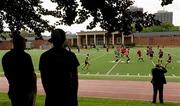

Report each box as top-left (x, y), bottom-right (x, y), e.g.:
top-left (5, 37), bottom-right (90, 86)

top-left (137, 49), bottom-right (144, 62)
top-left (149, 49), bottom-right (154, 60)
top-left (165, 54), bottom-right (172, 68)
top-left (146, 46), bottom-right (149, 56)
top-left (82, 54), bottom-right (90, 70)
top-left (126, 56), bottom-right (130, 64)
top-left (158, 49), bottom-right (164, 64)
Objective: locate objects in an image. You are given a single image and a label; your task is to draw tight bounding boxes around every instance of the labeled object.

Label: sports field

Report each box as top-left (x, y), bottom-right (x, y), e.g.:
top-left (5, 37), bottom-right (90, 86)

top-left (0, 47), bottom-right (180, 81)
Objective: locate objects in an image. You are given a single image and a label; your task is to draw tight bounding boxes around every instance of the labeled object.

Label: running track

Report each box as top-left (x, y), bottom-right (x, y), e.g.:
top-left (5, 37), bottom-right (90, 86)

top-left (0, 77), bottom-right (180, 103)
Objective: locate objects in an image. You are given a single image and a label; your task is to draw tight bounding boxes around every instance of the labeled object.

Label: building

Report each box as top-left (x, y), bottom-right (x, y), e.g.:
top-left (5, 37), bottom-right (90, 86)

top-left (76, 31), bottom-right (180, 48)
top-left (66, 31), bottom-right (78, 47)
top-left (0, 36), bottom-right (52, 50)
top-left (154, 10), bottom-right (173, 24)
top-left (0, 35), bottom-right (77, 50)
top-left (134, 31), bottom-right (180, 46)
top-left (1, 31), bottom-right (180, 50)
top-left (76, 31), bottom-right (134, 48)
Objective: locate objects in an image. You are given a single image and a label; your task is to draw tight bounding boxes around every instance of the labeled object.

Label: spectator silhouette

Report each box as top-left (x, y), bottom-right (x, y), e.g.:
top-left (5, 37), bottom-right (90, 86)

top-left (151, 64), bottom-right (167, 104)
top-left (2, 32), bottom-right (37, 106)
top-left (39, 29), bottom-right (80, 106)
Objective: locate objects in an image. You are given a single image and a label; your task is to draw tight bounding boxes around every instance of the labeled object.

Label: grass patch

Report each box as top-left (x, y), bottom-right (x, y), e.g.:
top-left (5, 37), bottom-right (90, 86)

top-left (0, 93), bottom-right (180, 106)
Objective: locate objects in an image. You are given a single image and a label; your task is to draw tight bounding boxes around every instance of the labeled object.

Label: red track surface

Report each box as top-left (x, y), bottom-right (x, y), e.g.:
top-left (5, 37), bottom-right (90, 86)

top-left (0, 77), bottom-right (180, 103)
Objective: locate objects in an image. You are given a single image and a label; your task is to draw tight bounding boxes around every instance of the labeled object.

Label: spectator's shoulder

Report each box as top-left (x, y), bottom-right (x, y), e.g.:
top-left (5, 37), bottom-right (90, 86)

top-left (63, 50), bottom-right (77, 61)
top-left (41, 49), bottom-right (53, 57)
top-left (69, 50), bottom-right (76, 55)
top-left (63, 48), bottom-right (74, 55)
top-left (152, 68), bottom-right (156, 71)
top-left (3, 50), bottom-right (11, 56)
top-left (24, 51), bottom-right (31, 56)
top-left (2, 50), bottom-right (13, 59)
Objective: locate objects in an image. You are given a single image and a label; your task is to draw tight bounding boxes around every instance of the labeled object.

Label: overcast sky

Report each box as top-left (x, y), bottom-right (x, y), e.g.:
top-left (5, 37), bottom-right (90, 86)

top-left (41, 0), bottom-right (180, 35)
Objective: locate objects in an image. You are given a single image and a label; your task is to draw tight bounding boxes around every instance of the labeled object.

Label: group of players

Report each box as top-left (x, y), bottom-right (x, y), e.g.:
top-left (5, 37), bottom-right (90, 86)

top-left (114, 46), bottom-right (130, 64)
top-left (114, 45), bottom-right (172, 68)
top-left (145, 46), bottom-right (172, 68)
top-left (82, 45), bottom-right (173, 71)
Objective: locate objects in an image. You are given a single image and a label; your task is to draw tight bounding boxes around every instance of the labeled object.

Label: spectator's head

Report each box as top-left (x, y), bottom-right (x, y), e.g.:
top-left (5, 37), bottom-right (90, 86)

top-left (12, 33), bottom-right (26, 50)
top-left (48, 29), bottom-right (66, 47)
top-left (155, 64), bottom-right (161, 68)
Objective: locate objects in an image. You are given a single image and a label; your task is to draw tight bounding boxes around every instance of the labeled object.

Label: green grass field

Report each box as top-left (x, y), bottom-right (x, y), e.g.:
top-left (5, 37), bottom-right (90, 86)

top-left (1, 93), bottom-right (180, 106)
top-left (0, 47), bottom-right (180, 81)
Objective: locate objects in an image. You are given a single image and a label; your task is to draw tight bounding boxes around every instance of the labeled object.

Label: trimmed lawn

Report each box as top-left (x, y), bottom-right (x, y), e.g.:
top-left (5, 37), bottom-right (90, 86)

top-left (0, 47), bottom-right (180, 81)
top-left (0, 93), bottom-right (180, 106)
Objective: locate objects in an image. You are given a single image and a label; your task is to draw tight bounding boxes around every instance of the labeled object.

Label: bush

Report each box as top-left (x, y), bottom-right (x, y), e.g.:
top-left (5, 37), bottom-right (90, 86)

top-left (125, 43), bottom-right (135, 48)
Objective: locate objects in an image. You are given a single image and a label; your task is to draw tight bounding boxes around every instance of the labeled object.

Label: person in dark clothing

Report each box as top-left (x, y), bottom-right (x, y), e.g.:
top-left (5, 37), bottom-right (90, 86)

top-left (82, 54), bottom-right (90, 70)
top-left (158, 49), bottom-right (164, 64)
top-left (151, 64), bottom-right (167, 104)
top-left (2, 33), bottom-right (37, 106)
top-left (39, 29), bottom-right (80, 106)
top-left (165, 54), bottom-right (172, 68)
top-left (137, 49), bottom-right (144, 62)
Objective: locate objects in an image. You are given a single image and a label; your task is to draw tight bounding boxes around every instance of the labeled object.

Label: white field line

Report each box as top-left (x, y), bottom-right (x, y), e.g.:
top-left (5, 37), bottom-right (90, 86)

top-left (79, 53), bottom-right (107, 66)
top-left (1, 73), bottom-right (179, 78)
top-left (106, 59), bottom-right (122, 75)
top-left (78, 73), bottom-right (180, 78)
top-left (172, 74), bottom-right (176, 77)
top-left (91, 53), bottom-right (107, 61)
top-left (151, 60), bottom-right (155, 66)
top-left (75, 51), bottom-right (101, 56)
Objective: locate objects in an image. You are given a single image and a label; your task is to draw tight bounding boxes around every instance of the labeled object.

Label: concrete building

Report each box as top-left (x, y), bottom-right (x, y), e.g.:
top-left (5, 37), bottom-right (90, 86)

top-left (133, 31), bottom-right (180, 46)
top-left (76, 31), bottom-right (134, 48)
top-left (76, 31), bottom-right (180, 48)
top-left (66, 32), bottom-right (78, 47)
top-left (2, 31), bottom-right (180, 50)
top-left (154, 10), bottom-right (173, 24)
top-left (0, 35), bottom-right (77, 50)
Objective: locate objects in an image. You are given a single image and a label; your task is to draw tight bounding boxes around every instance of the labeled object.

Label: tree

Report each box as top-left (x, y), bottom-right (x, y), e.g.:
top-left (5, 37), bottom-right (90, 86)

top-left (74, 0), bottom-right (160, 47)
top-left (0, 0), bottom-right (54, 38)
top-left (49, 0), bottom-right (172, 34)
top-left (0, 0), bottom-right (173, 38)
top-left (20, 30), bottom-right (35, 37)
top-left (143, 22), bottom-right (180, 32)
top-left (161, 0), bottom-right (173, 6)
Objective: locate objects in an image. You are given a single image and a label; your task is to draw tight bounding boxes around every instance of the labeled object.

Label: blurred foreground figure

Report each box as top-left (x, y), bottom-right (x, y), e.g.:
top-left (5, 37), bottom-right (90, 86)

top-left (2, 33), bottom-right (37, 106)
top-left (39, 29), bottom-right (80, 106)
